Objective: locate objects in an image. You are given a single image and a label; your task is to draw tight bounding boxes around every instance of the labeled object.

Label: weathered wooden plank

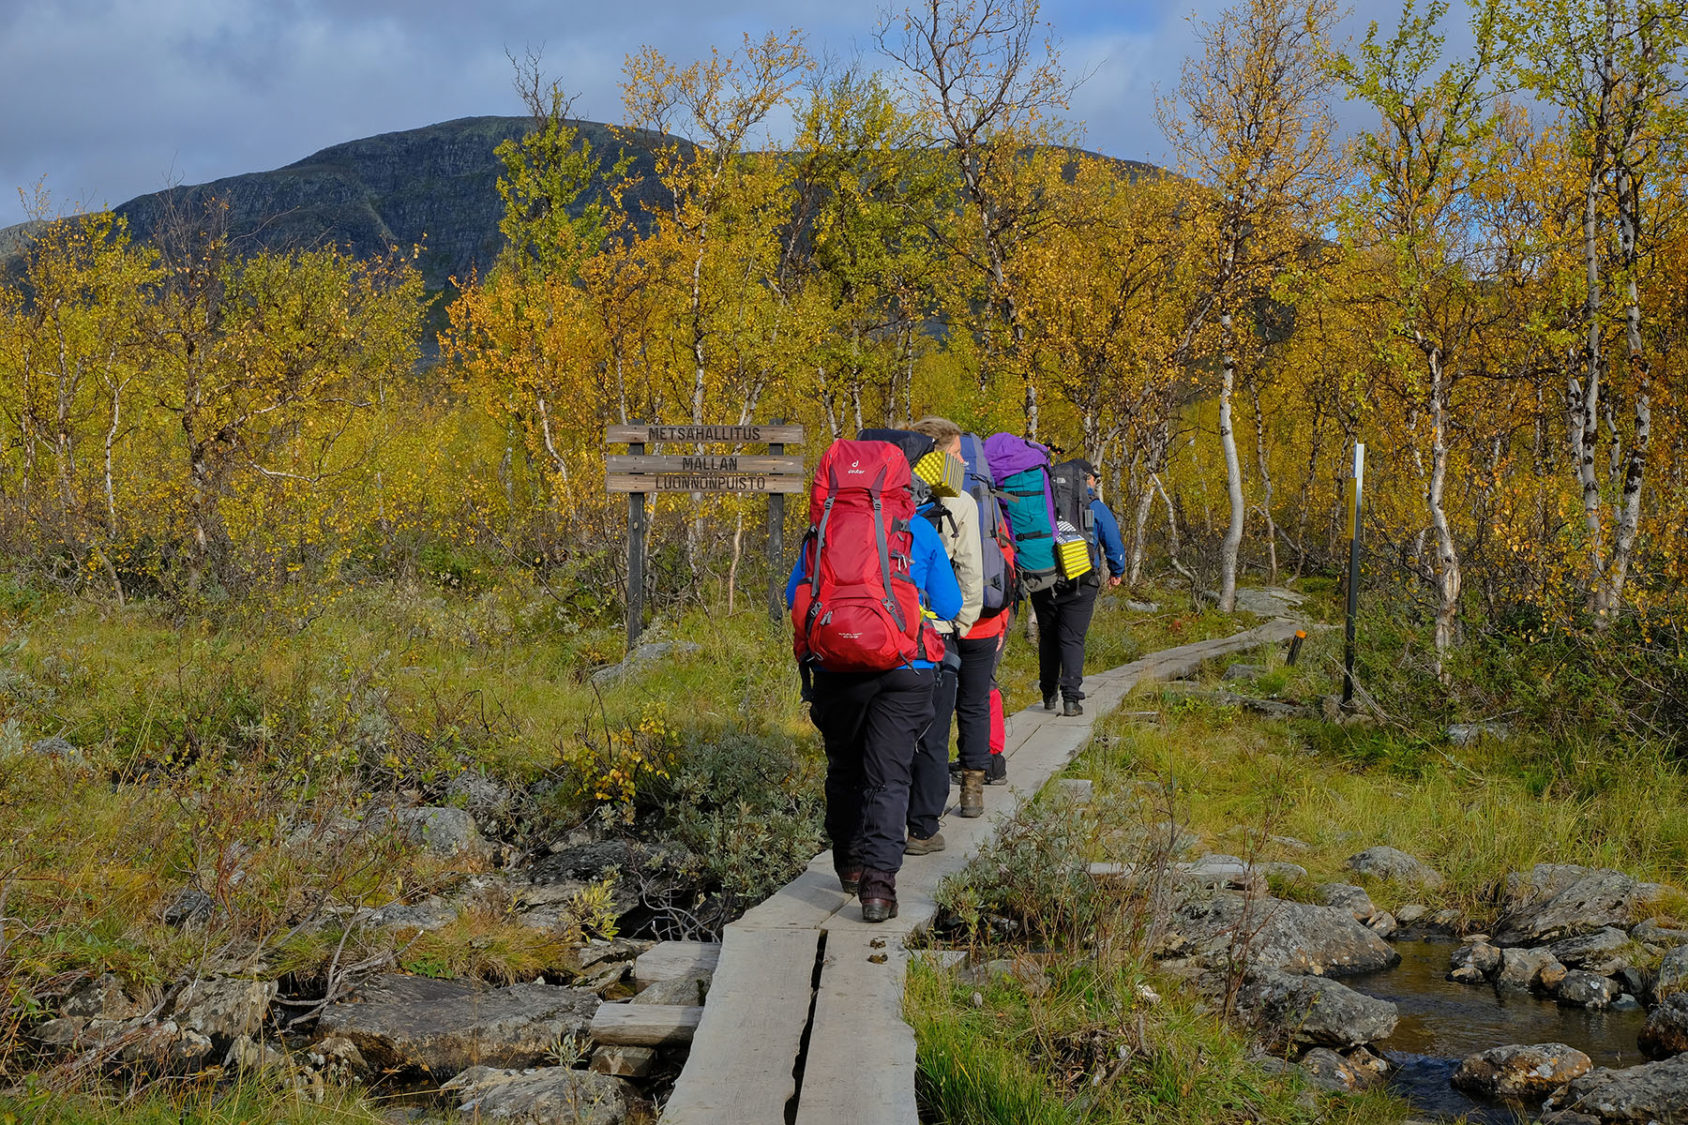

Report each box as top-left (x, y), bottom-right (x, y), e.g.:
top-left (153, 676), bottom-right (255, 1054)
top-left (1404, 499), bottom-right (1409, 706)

top-left (794, 935), bottom-right (917, 1125)
top-left (633, 941), bottom-right (721, 989)
top-left (590, 1003), bottom-right (702, 1047)
top-left (661, 927), bottom-right (821, 1125)
top-left (606, 423), bottom-right (805, 445)
top-left (607, 472), bottom-right (807, 494)
top-left (606, 454), bottom-right (805, 475)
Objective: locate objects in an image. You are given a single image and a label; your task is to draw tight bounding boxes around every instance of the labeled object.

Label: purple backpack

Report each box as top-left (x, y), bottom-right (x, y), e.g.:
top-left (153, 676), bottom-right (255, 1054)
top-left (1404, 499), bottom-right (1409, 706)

top-left (984, 434), bottom-right (1059, 590)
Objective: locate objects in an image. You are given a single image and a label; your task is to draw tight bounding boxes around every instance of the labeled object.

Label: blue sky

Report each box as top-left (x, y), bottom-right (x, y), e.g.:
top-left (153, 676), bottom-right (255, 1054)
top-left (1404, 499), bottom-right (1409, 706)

top-left (0, 0), bottom-right (1456, 228)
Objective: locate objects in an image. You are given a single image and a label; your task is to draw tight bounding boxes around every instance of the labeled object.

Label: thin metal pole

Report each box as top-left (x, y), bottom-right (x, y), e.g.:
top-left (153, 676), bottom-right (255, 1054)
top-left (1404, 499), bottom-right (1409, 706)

top-left (627, 422), bottom-right (647, 653)
top-left (767, 418), bottom-right (786, 622)
top-left (1342, 442), bottom-right (1366, 707)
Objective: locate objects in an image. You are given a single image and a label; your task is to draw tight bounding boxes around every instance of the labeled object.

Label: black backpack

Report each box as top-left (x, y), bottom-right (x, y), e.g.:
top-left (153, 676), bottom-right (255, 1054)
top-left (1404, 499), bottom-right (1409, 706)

top-left (1049, 459), bottom-right (1101, 584)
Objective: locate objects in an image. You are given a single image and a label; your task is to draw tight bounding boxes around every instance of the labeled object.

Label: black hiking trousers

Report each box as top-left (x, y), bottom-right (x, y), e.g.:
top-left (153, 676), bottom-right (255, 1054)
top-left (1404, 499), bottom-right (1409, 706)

top-left (908, 633), bottom-right (997, 838)
top-left (809, 665), bottom-right (936, 875)
top-left (1031, 579), bottom-right (1100, 703)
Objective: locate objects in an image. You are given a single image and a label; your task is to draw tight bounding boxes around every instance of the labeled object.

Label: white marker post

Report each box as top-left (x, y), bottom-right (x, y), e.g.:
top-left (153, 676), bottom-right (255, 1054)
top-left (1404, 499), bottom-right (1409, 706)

top-left (1342, 442), bottom-right (1366, 707)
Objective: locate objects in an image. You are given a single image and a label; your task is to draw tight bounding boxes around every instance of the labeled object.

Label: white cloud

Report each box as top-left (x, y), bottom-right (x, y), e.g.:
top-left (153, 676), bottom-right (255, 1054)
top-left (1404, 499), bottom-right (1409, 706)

top-left (0, 0), bottom-right (1487, 227)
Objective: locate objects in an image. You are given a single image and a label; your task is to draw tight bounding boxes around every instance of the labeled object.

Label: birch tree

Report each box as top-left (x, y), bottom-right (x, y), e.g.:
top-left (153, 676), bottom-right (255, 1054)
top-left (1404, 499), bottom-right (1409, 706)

top-left (1160, 0), bottom-right (1339, 612)
top-left (1499, 0), bottom-right (1688, 623)
top-left (1336, 0), bottom-right (1504, 673)
top-left (878, 0), bottom-right (1071, 435)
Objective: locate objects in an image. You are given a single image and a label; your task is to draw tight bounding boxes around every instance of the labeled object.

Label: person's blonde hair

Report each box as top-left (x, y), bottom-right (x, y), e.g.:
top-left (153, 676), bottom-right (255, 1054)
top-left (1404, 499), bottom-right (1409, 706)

top-left (910, 416), bottom-right (963, 445)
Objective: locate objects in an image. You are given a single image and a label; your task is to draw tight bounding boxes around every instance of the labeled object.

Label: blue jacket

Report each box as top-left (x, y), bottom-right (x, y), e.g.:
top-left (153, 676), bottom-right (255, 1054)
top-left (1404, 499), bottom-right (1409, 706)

top-left (786, 516), bottom-right (961, 670)
top-left (1089, 493), bottom-right (1126, 578)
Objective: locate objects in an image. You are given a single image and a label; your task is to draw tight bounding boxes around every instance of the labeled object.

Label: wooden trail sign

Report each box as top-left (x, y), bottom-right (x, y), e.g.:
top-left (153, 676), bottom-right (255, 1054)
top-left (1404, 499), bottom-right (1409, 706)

top-left (607, 473), bottom-right (806, 494)
top-left (606, 421), bottom-right (807, 649)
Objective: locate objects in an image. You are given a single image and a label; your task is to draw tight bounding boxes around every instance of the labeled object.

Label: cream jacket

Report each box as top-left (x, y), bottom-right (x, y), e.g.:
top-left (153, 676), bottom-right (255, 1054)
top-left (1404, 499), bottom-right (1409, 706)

top-left (926, 494), bottom-right (984, 635)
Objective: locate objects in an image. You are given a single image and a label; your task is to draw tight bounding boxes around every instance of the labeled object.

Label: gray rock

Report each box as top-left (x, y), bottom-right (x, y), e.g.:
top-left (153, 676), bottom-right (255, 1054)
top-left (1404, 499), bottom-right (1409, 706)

top-left (1617, 966), bottom-right (1649, 998)
top-left (1317, 883), bottom-right (1378, 921)
top-left (1299, 1047), bottom-right (1366, 1092)
top-left (1271, 835), bottom-right (1312, 852)
top-left (442, 1065), bottom-right (630, 1125)
top-left (1236, 969), bottom-right (1399, 1048)
top-left (1125, 599), bottom-right (1161, 613)
top-left (1496, 865), bottom-right (1663, 945)
top-left (1396, 904), bottom-right (1429, 924)
top-left (1614, 993), bottom-right (1644, 1011)
top-left (103, 1020), bottom-right (216, 1073)
top-left (590, 641), bottom-right (702, 687)
top-left (1231, 587), bottom-right (1307, 616)
top-left (1173, 893), bottom-right (1400, 977)
top-left (1367, 912), bottom-right (1398, 939)
top-left (370, 806), bottom-right (486, 859)
top-left (1447, 722), bottom-right (1512, 746)
top-left (1632, 920), bottom-right (1688, 948)
top-left (61, 974), bottom-right (146, 1020)
top-left (32, 735), bottom-right (80, 760)
top-left (1547, 1053), bottom-right (1688, 1121)
top-left (316, 975), bottom-right (600, 1080)
top-left (1557, 972), bottom-right (1618, 1009)
top-left (304, 1036), bottom-right (368, 1082)
top-left (169, 978), bottom-right (277, 1046)
top-left (592, 1045), bottom-right (657, 1078)
top-left (1656, 945), bottom-right (1688, 1001)
top-left (1260, 862), bottom-right (1309, 882)
top-left (1223, 663), bottom-right (1266, 682)
top-left (1346, 846), bottom-right (1446, 889)
top-left (1449, 942), bottom-right (1504, 984)
top-left (1550, 927), bottom-right (1636, 974)
top-left (1452, 1043), bottom-right (1593, 1099)
top-left (34, 1017), bottom-right (88, 1049)
top-left (364, 897), bottom-right (457, 932)
top-left (1498, 947), bottom-right (1567, 993)
top-left (1346, 1045), bottom-right (1392, 1088)
top-left (224, 1035), bottom-right (291, 1074)
top-left (515, 840), bottom-right (693, 928)
top-left (163, 886), bottom-right (215, 927)
top-left (1640, 993), bottom-right (1688, 1060)
top-left (1429, 908), bottom-right (1464, 930)
top-left (446, 771), bottom-right (517, 826)
top-left (631, 975), bottom-right (710, 1006)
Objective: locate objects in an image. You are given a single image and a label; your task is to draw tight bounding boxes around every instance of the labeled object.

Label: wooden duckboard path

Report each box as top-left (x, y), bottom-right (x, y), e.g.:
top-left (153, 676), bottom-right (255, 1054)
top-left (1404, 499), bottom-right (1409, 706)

top-left (660, 618), bottom-right (1304, 1124)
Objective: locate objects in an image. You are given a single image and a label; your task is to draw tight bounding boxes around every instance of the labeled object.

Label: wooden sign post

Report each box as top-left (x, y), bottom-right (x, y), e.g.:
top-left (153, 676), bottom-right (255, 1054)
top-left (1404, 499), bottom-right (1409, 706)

top-left (606, 422), bottom-right (806, 649)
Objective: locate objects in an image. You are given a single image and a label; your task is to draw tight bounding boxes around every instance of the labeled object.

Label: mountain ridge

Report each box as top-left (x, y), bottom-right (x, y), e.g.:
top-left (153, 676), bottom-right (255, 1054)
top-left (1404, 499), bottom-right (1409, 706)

top-left (0, 116), bottom-right (1163, 290)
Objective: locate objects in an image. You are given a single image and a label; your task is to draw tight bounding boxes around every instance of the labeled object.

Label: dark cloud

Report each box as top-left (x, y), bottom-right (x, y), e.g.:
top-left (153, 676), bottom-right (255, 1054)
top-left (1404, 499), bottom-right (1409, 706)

top-left (0, 0), bottom-right (1474, 228)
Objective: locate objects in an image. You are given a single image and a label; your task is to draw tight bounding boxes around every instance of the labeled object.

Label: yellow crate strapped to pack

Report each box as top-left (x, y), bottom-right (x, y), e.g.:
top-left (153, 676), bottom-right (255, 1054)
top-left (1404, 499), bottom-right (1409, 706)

top-left (1054, 520), bottom-right (1093, 580)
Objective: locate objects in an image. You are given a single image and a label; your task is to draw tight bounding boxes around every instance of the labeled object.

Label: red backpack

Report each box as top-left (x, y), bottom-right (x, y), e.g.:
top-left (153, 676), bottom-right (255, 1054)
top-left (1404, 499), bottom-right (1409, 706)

top-left (792, 440), bottom-right (943, 672)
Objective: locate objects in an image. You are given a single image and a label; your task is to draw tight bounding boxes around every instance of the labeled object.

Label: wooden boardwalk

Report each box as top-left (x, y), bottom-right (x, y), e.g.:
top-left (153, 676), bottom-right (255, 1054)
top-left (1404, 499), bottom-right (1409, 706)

top-left (659, 618), bottom-right (1305, 1125)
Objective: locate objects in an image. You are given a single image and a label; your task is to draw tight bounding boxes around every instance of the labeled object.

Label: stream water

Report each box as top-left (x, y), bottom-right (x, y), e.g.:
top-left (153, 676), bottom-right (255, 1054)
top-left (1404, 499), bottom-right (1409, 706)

top-left (1345, 940), bottom-right (1649, 1122)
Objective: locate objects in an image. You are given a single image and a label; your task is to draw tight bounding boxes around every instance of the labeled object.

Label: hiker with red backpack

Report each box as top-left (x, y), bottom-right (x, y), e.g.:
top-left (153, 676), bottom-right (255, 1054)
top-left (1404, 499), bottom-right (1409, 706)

top-left (786, 435), bottom-right (962, 924)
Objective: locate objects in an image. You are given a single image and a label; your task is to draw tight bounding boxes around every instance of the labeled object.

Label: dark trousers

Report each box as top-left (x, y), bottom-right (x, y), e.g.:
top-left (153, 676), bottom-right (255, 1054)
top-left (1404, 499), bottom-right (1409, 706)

top-left (1031, 581), bottom-right (1100, 702)
top-left (909, 634), bottom-right (999, 836)
top-left (809, 666), bottom-right (935, 874)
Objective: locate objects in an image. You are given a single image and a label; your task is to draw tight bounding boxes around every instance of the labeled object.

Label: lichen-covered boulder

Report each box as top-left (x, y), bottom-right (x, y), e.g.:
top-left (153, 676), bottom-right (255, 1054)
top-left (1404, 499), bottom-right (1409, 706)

top-left (316, 974), bottom-right (599, 1081)
top-left (1452, 1043), bottom-right (1592, 1100)
top-left (441, 1065), bottom-right (630, 1125)
top-left (1235, 969), bottom-right (1399, 1049)
top-left (1171, 893), bottom-right (1400, 977)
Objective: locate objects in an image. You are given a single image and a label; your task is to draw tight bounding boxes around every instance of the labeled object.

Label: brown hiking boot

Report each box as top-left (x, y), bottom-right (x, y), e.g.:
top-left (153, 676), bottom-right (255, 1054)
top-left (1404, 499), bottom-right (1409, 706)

top-left (959, 770), bottom-right (986, 818)
top-left (859, 869), bottom-right (898, 923)
top-left (904, 831), bottom-right (946, 855)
